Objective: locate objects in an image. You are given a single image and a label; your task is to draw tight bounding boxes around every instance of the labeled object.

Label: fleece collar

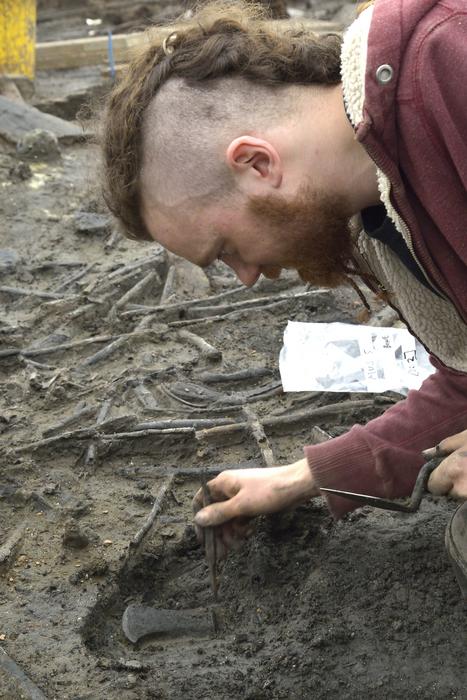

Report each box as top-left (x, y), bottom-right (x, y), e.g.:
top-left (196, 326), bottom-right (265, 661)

top-left (340, 5), bottom-right (374, 129)
top-left (340, 6), bottom-right (414, 255)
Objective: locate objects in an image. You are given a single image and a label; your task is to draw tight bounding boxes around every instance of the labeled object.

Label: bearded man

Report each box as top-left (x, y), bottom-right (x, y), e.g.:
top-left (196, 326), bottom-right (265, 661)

top-left (101, 0), bottom-right (467, 572)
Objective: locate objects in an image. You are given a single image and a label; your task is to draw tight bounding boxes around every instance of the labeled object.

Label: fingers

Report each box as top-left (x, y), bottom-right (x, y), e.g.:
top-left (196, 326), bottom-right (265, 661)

top-left (423, 444), bottom-right (452, 460)
top-left (192, 487), bottom-right (203, 516)
top-left (440, 429), bottom-right (467, 454)
top-left (194, 496), bottom-right (242, 528)
top-left (424, 430), bottom-right (467, 499)
top-left (192, 473), bottom-right (244, 552)
top-left (193, 471), bottom-right (247, 528)
top-left (428, 457), bottom-right (455, 496)
top-left (192, 472), bottom-right (240, 515)
top-left (423, 429), bottom-right (467, 460)
top-left (207, 472), bottom-right (243, 501)
top-left (428, 452), bottom-right (467, 498)
top-left (195, 516), bottom-right (254, 560)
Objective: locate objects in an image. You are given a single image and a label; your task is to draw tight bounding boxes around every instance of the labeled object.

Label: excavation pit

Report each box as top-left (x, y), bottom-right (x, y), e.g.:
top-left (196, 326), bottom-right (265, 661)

top-left (79, 470), bottom-right (466, 700)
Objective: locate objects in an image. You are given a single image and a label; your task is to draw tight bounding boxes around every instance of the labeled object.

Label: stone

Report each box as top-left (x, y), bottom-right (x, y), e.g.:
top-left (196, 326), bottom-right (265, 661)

top-left (62, 521), bottom-right (90, 550)
top-left (69, 555), bottom-right (108, 584)
top-left (30, 333), bottom-right (70, 349)
top-left (0, 249), bottom-right (20, 274)
top-left (9, 161), bottom-right (32, 181)
top-left (86, 556), bottom-right (109, 577)
top-left (162, 254), bottom-right (211, 303)
top-left (73, 211), bottom-right (111, 236)
top-left (126, 674), bottom-right (137, 688)
top-left (0, 95), bottom-right (87, 144)
top-left (16, 129), bottom-right (61, 161)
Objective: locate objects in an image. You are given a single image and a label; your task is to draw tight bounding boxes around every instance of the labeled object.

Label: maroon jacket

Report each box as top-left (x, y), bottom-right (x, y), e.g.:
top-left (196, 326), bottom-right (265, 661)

top-left (305, 0), bottom-right (467, 517)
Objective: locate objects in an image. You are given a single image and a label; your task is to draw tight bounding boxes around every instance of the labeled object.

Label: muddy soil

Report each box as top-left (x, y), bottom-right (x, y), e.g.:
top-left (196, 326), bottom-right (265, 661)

top-left (1, 2), bottom-right (466, 699)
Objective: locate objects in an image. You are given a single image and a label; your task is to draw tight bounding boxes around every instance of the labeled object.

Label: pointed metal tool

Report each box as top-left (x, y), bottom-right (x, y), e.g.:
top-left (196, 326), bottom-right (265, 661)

top-left (200, 471), bottom-right (218, 600)
top-left (320, 457), bottom-right (442, 513)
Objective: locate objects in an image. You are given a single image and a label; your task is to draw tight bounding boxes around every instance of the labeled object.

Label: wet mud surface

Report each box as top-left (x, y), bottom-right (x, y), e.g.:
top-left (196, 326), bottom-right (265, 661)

top-left (0, 2), bottom-right (466, 698)
top-left (83, 488), bottom-right (465, 700)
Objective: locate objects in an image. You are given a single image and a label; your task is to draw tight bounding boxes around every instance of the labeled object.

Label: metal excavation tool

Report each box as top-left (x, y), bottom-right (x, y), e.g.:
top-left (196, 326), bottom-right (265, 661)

top-left (122, 604), bottom-right (213, 644)
top-left (201, 472), bottom-right (219, 600)
top-left (320, 457), bottom-right (443, 513)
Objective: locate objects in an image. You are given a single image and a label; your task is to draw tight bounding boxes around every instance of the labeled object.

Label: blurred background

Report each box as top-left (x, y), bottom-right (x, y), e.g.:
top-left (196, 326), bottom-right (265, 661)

top-left (35, 0), bottom-right (358, 42)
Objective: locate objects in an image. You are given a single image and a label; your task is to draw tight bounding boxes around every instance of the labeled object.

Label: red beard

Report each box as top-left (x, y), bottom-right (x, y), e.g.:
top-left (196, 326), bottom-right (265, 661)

top-left (247, 184), bottom-right (353, 287)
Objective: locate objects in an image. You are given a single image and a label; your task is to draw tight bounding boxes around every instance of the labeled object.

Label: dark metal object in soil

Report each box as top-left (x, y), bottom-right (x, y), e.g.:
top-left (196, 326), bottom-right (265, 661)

top-left (0, 647), bottom-right (48, 700)
top-left (320, 458), bottom-right (442, 512)
top-left (122, 604), bottom-right (212, 644)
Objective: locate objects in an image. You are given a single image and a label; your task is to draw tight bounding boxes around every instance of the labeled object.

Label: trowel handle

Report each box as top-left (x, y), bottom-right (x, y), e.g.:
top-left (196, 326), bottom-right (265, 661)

top-left (416, 457), bottom-right (444, 496)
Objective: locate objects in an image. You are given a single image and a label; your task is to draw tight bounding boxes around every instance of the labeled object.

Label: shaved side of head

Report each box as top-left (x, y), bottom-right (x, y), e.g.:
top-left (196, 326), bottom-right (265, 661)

top-left (140, 76), bottom-right (304, 208)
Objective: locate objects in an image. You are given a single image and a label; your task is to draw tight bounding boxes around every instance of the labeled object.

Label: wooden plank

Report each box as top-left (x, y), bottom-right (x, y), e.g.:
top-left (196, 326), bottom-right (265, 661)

top-left (35, 19), bottom-right (343, 72)
top-left (36, 31), bottom-right (145, 72)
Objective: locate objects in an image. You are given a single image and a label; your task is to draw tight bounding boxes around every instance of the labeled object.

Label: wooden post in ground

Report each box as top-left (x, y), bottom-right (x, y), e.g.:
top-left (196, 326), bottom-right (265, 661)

top-left (0, 0), bottom-right (36, 80)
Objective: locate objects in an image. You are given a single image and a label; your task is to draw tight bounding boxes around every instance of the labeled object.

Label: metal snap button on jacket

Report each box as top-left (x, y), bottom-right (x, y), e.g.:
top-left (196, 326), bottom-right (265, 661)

top-left (376, 64), bottom-right (394, 85)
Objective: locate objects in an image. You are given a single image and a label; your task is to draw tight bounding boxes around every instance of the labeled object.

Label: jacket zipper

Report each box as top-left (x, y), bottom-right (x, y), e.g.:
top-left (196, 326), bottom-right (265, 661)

top-left (387, 185), bottom-right (448, 301)
top-left (363, 143), bottom-right (449, 302)
top-left (354, 242), bottom-right (442, 363)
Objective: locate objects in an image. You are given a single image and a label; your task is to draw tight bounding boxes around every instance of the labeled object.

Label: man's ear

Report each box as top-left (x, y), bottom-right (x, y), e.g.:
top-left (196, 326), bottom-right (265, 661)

top-left (226, 136), bottom-right (282, 188)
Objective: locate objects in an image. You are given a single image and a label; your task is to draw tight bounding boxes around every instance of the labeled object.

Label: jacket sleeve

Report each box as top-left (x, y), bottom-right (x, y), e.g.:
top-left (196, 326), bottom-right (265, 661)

top-left (304, 358), bottom-right (467, 519)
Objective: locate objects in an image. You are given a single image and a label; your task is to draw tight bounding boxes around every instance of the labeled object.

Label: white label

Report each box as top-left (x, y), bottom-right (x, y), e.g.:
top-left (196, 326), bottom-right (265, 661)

top-left (279, 322), bottom-right (434, 395)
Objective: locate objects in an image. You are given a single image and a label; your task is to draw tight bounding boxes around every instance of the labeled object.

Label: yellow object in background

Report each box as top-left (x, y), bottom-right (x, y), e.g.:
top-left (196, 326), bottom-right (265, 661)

top-left (0, 0), bottom-right (36, 80)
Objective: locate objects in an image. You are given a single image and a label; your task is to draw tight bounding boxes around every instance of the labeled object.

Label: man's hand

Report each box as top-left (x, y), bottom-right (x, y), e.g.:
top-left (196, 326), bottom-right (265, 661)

top-left (193, 458), bottom-right (318, 558)
top-left (425, 429), bottom-right (467, 499)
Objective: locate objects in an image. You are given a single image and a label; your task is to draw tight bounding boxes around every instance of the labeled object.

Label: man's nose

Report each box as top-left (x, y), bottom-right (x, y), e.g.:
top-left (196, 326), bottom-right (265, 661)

top-left (223, 258), bottom-right (261, 287)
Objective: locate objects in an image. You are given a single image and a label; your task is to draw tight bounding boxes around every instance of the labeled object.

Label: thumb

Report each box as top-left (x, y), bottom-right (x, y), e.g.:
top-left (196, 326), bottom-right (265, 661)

top-left (427, 459), bottom-right (453, 496)
top-left (194, 498), bottom-right (240, 528)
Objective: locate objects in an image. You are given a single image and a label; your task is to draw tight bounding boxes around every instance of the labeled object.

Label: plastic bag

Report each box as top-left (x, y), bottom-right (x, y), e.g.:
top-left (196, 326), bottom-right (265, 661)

top-left (279, 321), bottom-right (435, 395)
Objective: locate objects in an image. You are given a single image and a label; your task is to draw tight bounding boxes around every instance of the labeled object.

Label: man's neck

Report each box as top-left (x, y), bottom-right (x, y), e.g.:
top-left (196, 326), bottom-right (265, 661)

top-left (298, 84), bottom-right (381, 215)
